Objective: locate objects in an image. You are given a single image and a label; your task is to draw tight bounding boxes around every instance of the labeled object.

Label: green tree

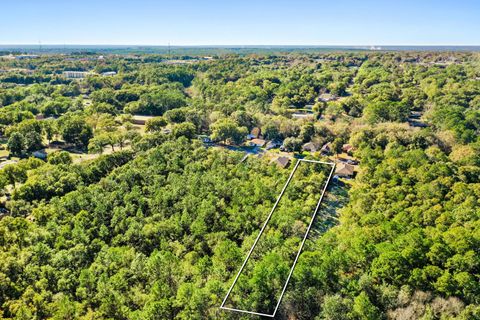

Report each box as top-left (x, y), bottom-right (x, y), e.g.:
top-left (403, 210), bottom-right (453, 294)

top-left (210, 119), bottom-right (247, 145)
top-left (145, 117), bottom-right (167, 132)
top-left (353, 292), bottom-right (380, 320)
top-left (48, 151), bottom-right (72, 165)
top-left (172, 122), bottom-right (196, 139)
top-left (7, 132), bottom-right (25, 156)
top-left (60, 116), bottom-right (93, 148)
top-left (282, 137), bottom-right (302, 152)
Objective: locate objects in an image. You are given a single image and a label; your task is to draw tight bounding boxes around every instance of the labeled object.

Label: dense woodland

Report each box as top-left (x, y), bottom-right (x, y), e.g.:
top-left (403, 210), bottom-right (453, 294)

top-left (0, 50), bottom-right (479, 319)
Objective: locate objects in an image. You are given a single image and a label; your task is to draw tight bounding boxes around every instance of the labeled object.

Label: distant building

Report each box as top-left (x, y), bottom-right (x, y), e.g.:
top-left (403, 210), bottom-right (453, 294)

top-left (321, 142), bottom-right (332, 155)
top-left (318, 93), bottom-right (337, 102)
top-left (63, 71), bottom-right (89, 79)
top-left (102, 71), bottom-right (117, 76)
top-left (292, 113), bottom-right (314, 119)
top-left (303, 142), bottom-right (320, 153)
top-left (342, 144), bottom-right (355, 154)
top-left (266, 140), bottom-right (281, 150)
top-left (271, 156), bottom-right (291, 169)
top-left (407, 111), bottom-right (428, 128)
top-left (15, 54), bottom-right (39, 60)
top-left (131, 115), bottom-right (155, 125)
top-left (32, 150), bottom-right (48, 160)
top-left (198, 135), bottom-right (212, 144)
top-left (335, 163), bottom-right (355, 178)
top-left (248, 127), bottom-right (262, 139)
top-left (249, 138), bottom-right (266, 147)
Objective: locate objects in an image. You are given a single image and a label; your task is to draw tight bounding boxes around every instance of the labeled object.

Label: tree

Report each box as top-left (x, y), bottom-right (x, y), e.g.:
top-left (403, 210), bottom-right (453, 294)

top-left (353, 292), bottom-right (380, 320)
top-left (262, 122), bottom-right (281, 140)
top-left (164, 108), bottom-right (187, 124)
top-left (48, 151), bottom-right (72, 165)
top-left (319, 295), bottom-right (353, 320)
top-left (299, 123), bottom-right (315, 143)
top-left (60, 116), bottom-right (93, 148)
top-left (24, 131), bottom-right (43, 151)
top-left (145, 117), bottom-right (167, 132)
top-left (282, 137), bottom-right (302, 152)
top-left (172, 122), bottom-right (196, 139)
top-left (210, 119), bottom-right (247, 145)
top-left (88, 134), bottom-right (110, 154)
top-left (43, 119), bottom-right (57, 144)
top-left (7, 132), bottom-right (25, 156)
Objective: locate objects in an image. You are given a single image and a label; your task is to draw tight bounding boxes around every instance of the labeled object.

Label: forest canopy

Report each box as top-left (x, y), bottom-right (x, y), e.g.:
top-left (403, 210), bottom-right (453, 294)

top-left (0, 50), bottom-right (479, 319)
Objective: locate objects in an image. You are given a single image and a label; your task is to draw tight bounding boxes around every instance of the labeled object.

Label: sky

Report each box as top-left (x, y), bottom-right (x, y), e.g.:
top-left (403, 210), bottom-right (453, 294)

top-left (1, 0), bottom-right (479, 46)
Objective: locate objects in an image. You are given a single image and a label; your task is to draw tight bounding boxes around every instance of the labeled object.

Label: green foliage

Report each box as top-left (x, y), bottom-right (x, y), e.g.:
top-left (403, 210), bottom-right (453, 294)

top-left (283, 137), bottom-right (302, 152)
top-left (124, 85), bottom-right (187, 116)
top-left (210, 118), bottom-right (247, 145)
top-left (6, 132), bottom-right (25, 155)
top-left (59, 115), bottom-right (94, 148)
top-left (1, 51), bottom-right (480, 319)
top-left (172, 122), bottom-right (196, 139)
top-left (48, 151), bottom-right (72, 165)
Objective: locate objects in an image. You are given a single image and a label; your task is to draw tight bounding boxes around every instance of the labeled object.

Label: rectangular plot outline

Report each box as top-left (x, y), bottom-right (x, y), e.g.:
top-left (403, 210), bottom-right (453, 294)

top-left (220, 158), bottom-right (335, 318)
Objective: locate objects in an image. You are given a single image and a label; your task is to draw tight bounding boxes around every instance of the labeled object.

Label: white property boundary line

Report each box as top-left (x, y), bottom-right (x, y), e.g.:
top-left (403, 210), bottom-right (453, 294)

top-left (220, 158), bottom-right (336, 317)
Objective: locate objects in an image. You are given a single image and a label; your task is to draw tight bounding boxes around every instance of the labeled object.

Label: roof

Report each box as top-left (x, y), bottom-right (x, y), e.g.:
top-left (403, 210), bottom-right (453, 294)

top-left (266, 140), bottom-right (281, 149)
top-left (32, 150), bottom-right (48, 159)
top-left (303, 142), bottom-right (319, 152)
top-left (292, 113), bottom-right (314, 119)
top-left (131, 115), bottom-right (156, 121)
top-left (318, 93), bottom-right (337, 102)
top-left (249, 138), bottom-right (266, 147)
top-left (342, 144), bottom-right (354, 153)
top-left (335, 163), bottom-right (355, 177)
top-left (250, 127), bottom-right (261, 138)
top-left (321, 142), bottom-right (331, 152)
top-left (272, 156), bottom-right (290, 168)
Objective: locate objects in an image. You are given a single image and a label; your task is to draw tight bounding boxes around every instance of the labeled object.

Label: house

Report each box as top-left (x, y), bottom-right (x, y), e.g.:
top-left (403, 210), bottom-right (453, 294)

top-left (338, 157), bottom-right (359, 165)
top-left (63, 71), bottom-right (90, 79)
top-left (408, 120), bottom-right (428, 128)
top-left (342, 144), bottom-right (355, 154)
top-left (302, 142), bottom-right (320, 153)
top-left (321, 142), bottom-right (332, 155)
top-left (292, 113), bottom-right (314, 119)
top-left (15, 55), bottom-right (39, 60)
top-left (198, 135), bottom-right (212, 144)
top-left (335, 163), bottom-right (355, 178)
top-left (271, 156), bottom-right (291, 169)
top-left (409, 111), bottom-right (422, 119)
top-left (318, 93), bottom-right (337, 102)
top-left (407, 111), bottom-right (428, 128)
top-left (266, 140), bottom-right (281, 150)
top-left (102, 71), bottom-right (117, 76)
top-left (32, 150), bottom-right (48, 160)
top-left (249, 138), bottom-right (266, 147)
top-left (248, 127), bottom-right (262, 139)
top-left (131, 115), bottom-right (155, 125)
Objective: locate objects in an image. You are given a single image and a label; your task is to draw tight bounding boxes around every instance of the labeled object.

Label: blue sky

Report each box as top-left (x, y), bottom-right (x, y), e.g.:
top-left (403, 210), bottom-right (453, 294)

top-left (1, 0), bottom-right (479, 45)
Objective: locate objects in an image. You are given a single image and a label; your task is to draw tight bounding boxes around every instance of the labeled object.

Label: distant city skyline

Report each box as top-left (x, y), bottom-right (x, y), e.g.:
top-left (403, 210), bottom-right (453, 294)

top-left (2, 0), bottom-right (479, 45)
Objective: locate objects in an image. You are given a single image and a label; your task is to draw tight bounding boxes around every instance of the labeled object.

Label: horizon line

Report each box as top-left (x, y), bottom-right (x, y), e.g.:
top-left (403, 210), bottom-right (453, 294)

top-left (1, 43), bottom-right (480, 47)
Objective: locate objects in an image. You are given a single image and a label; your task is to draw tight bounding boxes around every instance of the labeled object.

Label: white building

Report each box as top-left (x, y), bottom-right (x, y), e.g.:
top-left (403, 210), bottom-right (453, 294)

top-left (63, 71), bottom-right (90, 79)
